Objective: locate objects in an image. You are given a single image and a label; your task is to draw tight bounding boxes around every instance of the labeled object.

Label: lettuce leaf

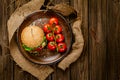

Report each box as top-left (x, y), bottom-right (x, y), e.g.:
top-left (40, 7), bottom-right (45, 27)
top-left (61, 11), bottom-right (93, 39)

top-left (22, 44), bottom-right (33, 51)
top-left (22, 36), bottom-right (47, 52)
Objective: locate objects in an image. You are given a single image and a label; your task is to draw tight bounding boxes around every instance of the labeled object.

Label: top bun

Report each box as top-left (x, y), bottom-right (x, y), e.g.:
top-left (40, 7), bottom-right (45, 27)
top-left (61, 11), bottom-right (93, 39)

top-left (21, 26), bottom-right (44, 48)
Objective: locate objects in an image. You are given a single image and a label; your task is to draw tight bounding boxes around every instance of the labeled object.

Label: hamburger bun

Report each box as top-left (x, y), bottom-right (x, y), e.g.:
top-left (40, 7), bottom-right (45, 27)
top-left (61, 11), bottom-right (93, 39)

top-left (21, 26), bottom-right (44, 48)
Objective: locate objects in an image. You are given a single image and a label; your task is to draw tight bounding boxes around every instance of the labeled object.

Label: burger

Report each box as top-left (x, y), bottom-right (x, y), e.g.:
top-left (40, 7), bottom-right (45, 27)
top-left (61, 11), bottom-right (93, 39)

top-left (21, 26), bottom-right (47, 55)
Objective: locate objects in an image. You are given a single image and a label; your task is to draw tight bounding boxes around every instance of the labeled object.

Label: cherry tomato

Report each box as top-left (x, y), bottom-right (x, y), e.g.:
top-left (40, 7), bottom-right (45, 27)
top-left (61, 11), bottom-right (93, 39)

top-left (46, 33), bottom-right (54, 41)
top-left (35, 46), bottom-right (42, 52)
top-left (48, 41), bottom-right (56, 51)
top-left (49, 17), bottom-right (58, 25)
top-left (54, 25), bottom-right (62, 34)
top-left (43, 24), bottom-right (52, 33)
top-left (57, 42), bottom-right (67, 53)
top-left (55, 34), bottom-right (64, 43)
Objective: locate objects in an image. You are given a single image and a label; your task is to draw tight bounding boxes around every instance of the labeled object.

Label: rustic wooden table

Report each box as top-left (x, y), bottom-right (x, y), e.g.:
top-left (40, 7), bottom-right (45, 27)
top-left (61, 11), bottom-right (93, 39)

top-left (0, 0), bottom-right (120, 80)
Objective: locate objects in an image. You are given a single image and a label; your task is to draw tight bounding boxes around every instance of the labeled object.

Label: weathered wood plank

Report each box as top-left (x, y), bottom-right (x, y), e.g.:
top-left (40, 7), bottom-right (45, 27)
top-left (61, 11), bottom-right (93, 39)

top-left (70, 0), bottom-right (89, 80)
top-left (0, 0), bottom-right (4, 79)
top-left (14, 63), bottom-right (24, 80)
top-left (107, 0), bottom-right (120, 80)
top-left (0, 0), bottom-right (14, 80)
top-left (52, 67), bottom-right (70, 80)
top-left (88, 0), bottom-right (107, 80)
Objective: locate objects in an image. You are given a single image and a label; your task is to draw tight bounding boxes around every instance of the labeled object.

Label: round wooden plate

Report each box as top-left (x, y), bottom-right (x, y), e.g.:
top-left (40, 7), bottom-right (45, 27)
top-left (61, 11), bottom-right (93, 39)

top-left (17, 10), bottom-right (72, 65)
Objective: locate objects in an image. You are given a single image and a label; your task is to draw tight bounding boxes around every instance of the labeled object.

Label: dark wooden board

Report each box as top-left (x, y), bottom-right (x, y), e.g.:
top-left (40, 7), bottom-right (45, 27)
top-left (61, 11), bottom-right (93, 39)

top-left (0, 0), bottom-right (120, 80)
top-left (88, 0), bottom-right (107, 80)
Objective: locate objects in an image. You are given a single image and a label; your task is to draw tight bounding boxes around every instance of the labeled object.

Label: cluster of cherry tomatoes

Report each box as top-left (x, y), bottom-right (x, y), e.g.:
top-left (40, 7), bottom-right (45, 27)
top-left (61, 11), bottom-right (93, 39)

top-left (43, 17), bottom-right (67, 53)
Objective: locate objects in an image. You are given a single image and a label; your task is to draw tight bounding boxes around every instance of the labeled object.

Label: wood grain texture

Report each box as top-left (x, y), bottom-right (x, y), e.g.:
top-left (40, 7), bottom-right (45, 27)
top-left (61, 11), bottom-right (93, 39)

top-left (88, 0), bottom-right (107, 80)
top-left (0, 0), bottom-right (120, 80)
top-left (107, 0), bottom-right (120, 80)
top-left (0, 0), bottom-right (14, 80)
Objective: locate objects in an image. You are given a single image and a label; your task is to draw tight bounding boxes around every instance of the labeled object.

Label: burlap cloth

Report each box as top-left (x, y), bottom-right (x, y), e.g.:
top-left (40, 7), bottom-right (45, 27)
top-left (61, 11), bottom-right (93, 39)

top-left (7, 0), bottom-right (84, 80)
